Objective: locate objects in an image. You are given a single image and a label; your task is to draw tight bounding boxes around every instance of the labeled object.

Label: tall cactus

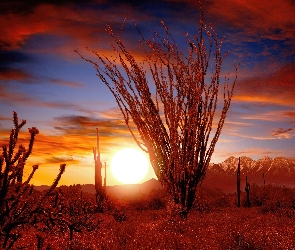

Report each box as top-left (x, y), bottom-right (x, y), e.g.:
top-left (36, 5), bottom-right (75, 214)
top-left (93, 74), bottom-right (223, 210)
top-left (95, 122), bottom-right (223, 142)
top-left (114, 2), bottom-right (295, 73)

top-left (245, 176), bottom-right (250, 208)
top-left (237, 157), bottom-right (241, 207)
top-left (93, 128), bottom-right (105, 203)
top-left (104, 161), bottom-right (106, 197)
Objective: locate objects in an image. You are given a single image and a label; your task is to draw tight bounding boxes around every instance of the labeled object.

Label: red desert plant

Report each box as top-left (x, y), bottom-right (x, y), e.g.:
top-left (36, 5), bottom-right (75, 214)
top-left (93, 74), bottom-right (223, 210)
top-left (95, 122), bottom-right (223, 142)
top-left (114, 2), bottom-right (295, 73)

top-left (35, 185), bottom-right (101, 241)
top-left (0, 112), bottom-right (66, 249)
top-left (77, 9), bottom-right (237, 218)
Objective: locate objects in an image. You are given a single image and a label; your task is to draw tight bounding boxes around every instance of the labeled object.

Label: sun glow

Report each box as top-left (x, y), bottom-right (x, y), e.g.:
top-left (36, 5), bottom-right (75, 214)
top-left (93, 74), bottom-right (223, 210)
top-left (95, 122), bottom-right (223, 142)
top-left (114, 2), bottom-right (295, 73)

top-left (110, 148), bottom-right (149, 184)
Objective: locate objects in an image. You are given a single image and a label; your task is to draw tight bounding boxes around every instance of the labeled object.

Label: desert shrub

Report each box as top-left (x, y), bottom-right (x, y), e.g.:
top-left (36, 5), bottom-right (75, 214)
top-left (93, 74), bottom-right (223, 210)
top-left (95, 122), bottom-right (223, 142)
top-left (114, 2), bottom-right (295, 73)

top-left (213, 195), bottom-right (231, 207)
top-left (260, 200), bottom-right (295, 218)
top-left (192, 186), bottom-right (236, 212)
top-left (246, 183), bottom-right (266, 207)
top-left (238, 184), bottom-right (295, 212)
top-left (221, 231), bottom-right (264, 250)
top-left (128, 198), bottom-right (150, 211)
top-left (113, 210), bottom-right (128, 222)
top-left (236, 183), bottom-right (295, 217)
top-left (123, 188), bottom-right (167, 211)
top-left (101, 194), bottom-right (124, 212)
top-left (146, 188), bottom-right (167, 210)
top-left (192, 189), bottom-right (212, 213)
top-left (192, 197), bottom-right (212, 213)
top-left (148, 196), bottom-right (166, 210)
top-left (35, 185), bottom-right (101, 241)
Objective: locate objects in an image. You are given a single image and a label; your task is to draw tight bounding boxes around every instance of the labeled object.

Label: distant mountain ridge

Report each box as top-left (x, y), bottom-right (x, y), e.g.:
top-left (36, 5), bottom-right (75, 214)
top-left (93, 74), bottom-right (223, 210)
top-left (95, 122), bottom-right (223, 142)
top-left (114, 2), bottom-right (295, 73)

top-left (34, 156), bottom-right (295, 195)
top-left (209, 156), bottom-right (295, 176)
top-left (80, 178), bottom-right (162, 198)
top-left (204, 156), bottom-right (295, 192)
top-left (34, 178), bottom-right (162, 199)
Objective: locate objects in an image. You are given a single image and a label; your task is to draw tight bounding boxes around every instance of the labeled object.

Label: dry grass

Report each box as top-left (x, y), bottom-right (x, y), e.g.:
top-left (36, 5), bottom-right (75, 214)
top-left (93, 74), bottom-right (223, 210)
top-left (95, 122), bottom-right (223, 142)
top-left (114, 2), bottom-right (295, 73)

top-left (13, 207), bottom-right (295, 250)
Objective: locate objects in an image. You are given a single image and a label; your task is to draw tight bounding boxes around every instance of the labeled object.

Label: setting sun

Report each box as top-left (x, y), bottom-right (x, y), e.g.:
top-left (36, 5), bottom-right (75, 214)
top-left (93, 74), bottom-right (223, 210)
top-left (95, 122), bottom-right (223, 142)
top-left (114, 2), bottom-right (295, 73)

top-left (110, 148), bottom-right (149, 184)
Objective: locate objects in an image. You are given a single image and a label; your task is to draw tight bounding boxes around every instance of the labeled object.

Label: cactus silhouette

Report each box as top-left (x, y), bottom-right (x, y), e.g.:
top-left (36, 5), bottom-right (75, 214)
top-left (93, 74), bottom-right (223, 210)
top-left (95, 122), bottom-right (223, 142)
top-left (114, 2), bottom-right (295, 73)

top-left (245, 176), bottom-right (250, 208)
top-left (237, 157), bottom-right (241, 207)
top-left (93, 128), bottom-right (106, 205)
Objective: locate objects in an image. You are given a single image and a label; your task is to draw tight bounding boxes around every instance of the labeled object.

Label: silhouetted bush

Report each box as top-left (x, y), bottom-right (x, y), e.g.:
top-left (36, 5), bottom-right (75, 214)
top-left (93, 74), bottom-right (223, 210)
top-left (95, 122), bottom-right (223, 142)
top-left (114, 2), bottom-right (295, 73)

top-left (102, 194), bottom-right (125, 212)
top-left (123, 188), bottom-right (167, 211)
top-left (238, 184), bottom-right (295, 213)
top-left (146, 189), bottom-right (167, 210)
top-left (35, 185), bottom-right (101, 241)
top-left (0, 112), bottom-right (66, 249)
top-left (113, 210), bottom-right (128, 222)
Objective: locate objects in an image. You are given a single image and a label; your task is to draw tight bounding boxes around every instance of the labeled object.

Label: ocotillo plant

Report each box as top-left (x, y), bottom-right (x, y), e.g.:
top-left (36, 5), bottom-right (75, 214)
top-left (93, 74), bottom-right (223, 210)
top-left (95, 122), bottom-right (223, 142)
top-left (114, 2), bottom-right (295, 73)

top-left (77, 8), bottom-right (237, 219)
top-left (237, 157), bottom-right (241, 207)
top-left (245, 176), bottom-right (250, 208)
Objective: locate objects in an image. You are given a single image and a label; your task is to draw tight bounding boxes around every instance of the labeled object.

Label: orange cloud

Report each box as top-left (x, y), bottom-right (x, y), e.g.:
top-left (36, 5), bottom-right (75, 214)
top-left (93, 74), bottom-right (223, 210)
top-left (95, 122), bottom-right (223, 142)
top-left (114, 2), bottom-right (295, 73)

top-left (0, 112), bottom-right (144, 186)
top-left (0, 2), bottom-right (154, 53)
top-left (234, 63), bottom-right (295, 106)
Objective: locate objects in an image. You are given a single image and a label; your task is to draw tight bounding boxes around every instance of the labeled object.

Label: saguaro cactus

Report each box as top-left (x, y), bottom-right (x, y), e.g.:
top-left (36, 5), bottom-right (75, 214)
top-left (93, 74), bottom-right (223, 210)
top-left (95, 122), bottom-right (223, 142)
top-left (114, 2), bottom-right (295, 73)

top-left (104, 161), bottom-right (106, 197)
top-left (245, 176), bottom-right (250, 208)
top-left (237, 157), bottom-right (241, 207)
top-left (93, 128), bottom-right (105, 203)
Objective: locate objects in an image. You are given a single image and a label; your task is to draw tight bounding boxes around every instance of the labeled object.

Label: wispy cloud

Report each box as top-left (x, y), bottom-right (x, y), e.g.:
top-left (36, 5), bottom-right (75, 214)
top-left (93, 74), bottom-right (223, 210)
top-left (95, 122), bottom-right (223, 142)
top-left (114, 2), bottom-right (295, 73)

top-left (49, 78), bottom-right (84, 88)
top-left (271, 127), bottom-right (295, 139)
top-left (0, 82), bottom-right (95, 115)
top-left (240, 110), bottom-right (295, 123)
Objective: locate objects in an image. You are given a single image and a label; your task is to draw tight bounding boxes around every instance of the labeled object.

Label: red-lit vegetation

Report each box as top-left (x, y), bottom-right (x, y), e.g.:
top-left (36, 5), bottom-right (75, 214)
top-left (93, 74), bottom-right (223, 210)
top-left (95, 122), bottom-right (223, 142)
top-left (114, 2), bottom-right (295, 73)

top-left (76, 9), bottom-right (238, 218)
top-left (2, 114), bottom-right (295, 249)
top-left (0, 112), bottom-right (66, 249)
top-left (2, 184), bottom-right (295, 249)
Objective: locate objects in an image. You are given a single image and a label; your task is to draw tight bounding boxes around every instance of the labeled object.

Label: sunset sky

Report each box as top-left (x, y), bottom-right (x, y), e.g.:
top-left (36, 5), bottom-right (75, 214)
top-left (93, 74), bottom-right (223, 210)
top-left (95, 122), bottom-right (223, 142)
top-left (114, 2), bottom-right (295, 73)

top-left (0, 0), bottom-right (294, 187)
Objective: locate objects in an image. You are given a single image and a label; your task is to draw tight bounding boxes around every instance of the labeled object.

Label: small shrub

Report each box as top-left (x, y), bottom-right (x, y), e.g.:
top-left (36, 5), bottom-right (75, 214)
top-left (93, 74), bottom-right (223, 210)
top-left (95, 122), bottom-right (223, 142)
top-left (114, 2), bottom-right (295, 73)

top-left (113, 210), bottom-right (127, 222)
top-left (147, 189), bottom-right (167, 210)
top-left (221, 231), bottom-right (262, 250)
top-left (192, 198), bottom-right (212, 213)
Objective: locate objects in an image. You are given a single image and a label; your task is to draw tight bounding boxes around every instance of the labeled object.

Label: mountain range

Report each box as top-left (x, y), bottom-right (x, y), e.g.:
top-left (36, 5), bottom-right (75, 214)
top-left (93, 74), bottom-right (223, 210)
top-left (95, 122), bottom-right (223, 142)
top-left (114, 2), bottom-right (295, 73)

top-left (34, 156), bottom-right (295, 196)
top-left (203, 156), bottom-right (295, 192)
